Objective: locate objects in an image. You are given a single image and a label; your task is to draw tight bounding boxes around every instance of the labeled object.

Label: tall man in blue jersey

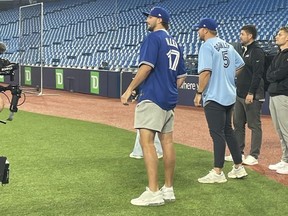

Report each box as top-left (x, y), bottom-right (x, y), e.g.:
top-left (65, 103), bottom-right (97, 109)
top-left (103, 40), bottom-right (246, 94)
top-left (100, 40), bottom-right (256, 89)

top-left (121, 7), bottom-right (186, 206)
top-left (193, 18), bottom-right (248, 183)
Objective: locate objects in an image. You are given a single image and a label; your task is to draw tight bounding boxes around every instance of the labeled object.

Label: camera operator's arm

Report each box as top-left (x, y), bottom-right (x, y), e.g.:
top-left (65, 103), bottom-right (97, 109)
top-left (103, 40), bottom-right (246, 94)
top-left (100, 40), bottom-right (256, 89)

top-left (0, 85), bottom-right (11, 92)
top-left (0, 84), bottom-right (7, 112)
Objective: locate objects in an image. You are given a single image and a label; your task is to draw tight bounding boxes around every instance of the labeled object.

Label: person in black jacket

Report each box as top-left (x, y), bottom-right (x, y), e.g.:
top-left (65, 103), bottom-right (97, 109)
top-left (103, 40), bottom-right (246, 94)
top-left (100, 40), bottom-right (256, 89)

top-left (225, 25), bottom-right (265, 165)
top-left (267, 26), bottom-right (288, 175)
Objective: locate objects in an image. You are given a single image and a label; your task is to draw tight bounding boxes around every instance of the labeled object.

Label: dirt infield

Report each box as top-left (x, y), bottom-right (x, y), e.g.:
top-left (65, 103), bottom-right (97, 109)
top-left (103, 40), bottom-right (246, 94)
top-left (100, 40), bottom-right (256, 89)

top-left (7, 89), bottom-right (287, 186)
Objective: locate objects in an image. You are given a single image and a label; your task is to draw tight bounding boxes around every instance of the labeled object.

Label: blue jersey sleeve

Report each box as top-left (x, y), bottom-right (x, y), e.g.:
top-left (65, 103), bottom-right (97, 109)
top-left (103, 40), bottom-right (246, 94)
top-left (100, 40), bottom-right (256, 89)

top-left (138, 34), bottom-right (159, 68)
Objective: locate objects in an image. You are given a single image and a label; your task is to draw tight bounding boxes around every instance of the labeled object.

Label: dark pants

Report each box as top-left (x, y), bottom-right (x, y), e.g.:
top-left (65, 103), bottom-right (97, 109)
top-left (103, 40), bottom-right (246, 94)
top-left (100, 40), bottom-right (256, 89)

top-left (233, 96), bottom-right (263, 159)
top-left (204, 101), bottom-right (242, 168)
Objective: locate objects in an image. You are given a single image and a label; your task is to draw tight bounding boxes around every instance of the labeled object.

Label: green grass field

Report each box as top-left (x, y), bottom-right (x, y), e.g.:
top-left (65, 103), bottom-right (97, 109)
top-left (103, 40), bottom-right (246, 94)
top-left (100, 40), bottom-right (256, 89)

top-left (0, 110), bottom-right (287, 216)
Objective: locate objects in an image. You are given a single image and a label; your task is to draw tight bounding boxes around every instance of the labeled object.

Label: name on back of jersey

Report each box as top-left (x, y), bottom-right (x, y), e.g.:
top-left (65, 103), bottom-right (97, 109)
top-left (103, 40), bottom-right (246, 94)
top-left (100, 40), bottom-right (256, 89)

top-left (214, 41), bottom-right (230, 52)
top-left (166, 38), bottom-right (178, 49)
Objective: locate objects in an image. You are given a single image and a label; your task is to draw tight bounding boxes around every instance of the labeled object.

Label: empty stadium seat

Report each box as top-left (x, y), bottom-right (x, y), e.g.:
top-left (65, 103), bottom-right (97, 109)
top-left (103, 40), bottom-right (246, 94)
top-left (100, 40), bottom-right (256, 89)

top-left (1, 0), bottom-right (287, 70)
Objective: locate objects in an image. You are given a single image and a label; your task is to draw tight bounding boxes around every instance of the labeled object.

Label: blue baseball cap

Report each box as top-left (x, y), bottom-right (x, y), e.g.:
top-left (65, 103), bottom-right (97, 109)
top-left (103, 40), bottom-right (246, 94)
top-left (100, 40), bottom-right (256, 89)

top-left (194, 18), bottom-right (218, 31)
top-left (143, 7), bottom-right (170, 23)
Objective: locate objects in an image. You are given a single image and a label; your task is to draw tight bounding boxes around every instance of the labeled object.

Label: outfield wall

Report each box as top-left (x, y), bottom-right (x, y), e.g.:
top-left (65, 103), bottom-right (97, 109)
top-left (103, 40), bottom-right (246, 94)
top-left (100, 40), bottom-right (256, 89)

top-left (0, 66), bottom-right (270, 115)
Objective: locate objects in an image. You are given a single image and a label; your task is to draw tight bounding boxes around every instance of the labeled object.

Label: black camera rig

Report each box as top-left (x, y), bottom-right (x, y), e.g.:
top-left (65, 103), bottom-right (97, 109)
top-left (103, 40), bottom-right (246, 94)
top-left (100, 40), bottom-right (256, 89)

top-left (0, 44), bottom-right (22, 185)
top-left (0, 58), bottom-right (24, 124)
top-left (0, 156), bottom-right (9, 185)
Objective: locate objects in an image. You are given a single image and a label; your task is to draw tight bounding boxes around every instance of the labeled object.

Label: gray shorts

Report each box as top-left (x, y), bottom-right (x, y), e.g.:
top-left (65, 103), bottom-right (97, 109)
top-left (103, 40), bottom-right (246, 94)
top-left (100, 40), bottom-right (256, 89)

top-left (134, 100), bottom-right (174, 133)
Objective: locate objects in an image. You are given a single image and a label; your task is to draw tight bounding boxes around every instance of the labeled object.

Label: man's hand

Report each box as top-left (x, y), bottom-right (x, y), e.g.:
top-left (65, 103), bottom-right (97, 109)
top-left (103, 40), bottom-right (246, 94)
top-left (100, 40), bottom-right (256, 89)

top-left (120, 64), bottom-right (152, 106)
top-left (121, 89), bottom-right (132, 106)
top-left (245, 94), bottom-right (254, 104)
top-left (194, 93), bottom-right (202, 107)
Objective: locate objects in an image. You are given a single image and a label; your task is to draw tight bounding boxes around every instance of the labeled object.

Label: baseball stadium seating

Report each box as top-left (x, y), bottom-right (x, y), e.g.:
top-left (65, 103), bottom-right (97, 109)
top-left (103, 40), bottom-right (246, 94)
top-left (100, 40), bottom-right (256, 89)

top-left (0, 0), bottom-right (287, 73)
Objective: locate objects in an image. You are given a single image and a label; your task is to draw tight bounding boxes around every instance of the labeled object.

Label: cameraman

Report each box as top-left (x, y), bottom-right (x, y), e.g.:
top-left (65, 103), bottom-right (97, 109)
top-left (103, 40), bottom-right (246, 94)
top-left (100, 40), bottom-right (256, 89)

top-left (0, 42), bottom-right (9, 69)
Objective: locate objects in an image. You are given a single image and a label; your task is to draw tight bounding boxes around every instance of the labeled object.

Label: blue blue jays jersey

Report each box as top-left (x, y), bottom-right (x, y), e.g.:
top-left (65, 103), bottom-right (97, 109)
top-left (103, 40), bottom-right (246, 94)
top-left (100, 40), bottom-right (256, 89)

top-left (137, 29), bottom-right (186, 110)
top-left (198, 37), bottom-right (244, 106)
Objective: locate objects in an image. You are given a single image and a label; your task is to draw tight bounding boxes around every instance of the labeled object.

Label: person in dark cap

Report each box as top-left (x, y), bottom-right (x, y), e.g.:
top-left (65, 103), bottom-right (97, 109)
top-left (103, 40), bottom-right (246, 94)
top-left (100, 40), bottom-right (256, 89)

top-left (121, 6), bottom-right (186, 206)
top-left (193, 18), bottom-right (248, 183)
top-left (142, 6), bottom-right (170, 24)
top-left (0, 42), bottom-right (6, 54)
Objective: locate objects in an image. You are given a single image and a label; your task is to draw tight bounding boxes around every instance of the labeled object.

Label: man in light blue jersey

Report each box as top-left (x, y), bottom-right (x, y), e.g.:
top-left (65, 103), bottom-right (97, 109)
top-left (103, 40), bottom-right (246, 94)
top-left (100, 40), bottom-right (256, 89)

top-left (121, 7), bottom-right (186, 206)
top-left (193, 18), bottom-right (248, 183)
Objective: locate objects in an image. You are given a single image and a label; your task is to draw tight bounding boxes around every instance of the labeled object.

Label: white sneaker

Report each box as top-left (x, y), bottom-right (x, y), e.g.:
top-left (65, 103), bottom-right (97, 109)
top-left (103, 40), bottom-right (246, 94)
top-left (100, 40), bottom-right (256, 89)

top-left (198, 169), bottom-right (227, 184)
top-left (268, 161), bottom-right (288, 171)
top-left (276, 165), bottom-right (288, 175)
top-left (130, 187), bottom-right (165, 206)
top-left (224, 154), bottom-right (233, 162)
top-left (225, 154), bottom-right (245, 162)
top-left (160, 185), bottom-right (175, 202)
top-left (228, 165), bottom-right (248, 179)
top-left (157, 153), bottom-right (163, 159)
top-left (129, 153), bottom-right (143, 159)
top-left (129, 153), bottom-right (163, 159)
top-left (242, 155), bottom-right (258, 165)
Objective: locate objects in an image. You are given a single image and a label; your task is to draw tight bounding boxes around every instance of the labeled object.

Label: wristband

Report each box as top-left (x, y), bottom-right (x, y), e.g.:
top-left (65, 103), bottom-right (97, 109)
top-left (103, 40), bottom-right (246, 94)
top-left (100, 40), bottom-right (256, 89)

top-left (196, 90), bottom-right (202, 95)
